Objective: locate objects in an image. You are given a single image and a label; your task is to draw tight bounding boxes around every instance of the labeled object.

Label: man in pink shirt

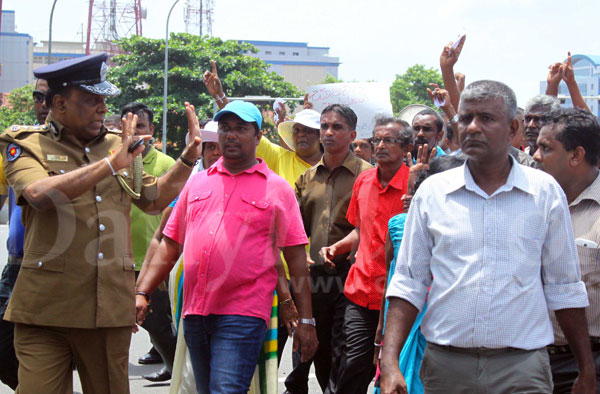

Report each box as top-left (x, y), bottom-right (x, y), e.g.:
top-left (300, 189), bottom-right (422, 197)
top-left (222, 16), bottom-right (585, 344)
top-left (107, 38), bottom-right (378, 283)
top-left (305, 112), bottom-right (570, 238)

top-left (135, 101), bottom-right (318, 394)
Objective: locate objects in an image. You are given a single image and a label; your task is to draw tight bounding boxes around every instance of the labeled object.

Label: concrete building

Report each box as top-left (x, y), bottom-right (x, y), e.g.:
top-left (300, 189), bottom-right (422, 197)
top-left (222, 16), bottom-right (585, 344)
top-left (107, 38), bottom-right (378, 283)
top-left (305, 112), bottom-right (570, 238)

top-left (539, 54), bottom-right (600, 116)
top-left (239, 40), bottom-right (340, 91)
top-left (33, 40), bottom-right (86, 70)
top-left (0, 10), bottom-right (33, 93)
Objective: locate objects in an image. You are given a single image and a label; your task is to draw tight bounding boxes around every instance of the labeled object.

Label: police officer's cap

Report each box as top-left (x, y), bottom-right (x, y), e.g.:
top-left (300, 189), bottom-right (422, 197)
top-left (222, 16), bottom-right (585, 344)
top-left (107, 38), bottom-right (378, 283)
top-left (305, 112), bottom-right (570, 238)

top-left (34, 52), bottom-right (120, 97)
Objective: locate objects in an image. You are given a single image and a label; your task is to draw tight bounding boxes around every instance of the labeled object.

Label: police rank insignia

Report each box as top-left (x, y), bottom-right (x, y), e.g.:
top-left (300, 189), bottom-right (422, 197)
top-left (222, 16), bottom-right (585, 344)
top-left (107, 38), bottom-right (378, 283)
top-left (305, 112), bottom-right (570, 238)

top-left (6, 143), bottom-right (21, 162)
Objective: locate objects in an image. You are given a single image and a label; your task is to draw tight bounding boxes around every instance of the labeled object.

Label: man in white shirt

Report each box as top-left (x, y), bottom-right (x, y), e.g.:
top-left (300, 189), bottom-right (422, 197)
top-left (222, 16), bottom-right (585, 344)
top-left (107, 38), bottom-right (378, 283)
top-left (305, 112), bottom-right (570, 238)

top-left (380, 80), bottom-right (595, 394)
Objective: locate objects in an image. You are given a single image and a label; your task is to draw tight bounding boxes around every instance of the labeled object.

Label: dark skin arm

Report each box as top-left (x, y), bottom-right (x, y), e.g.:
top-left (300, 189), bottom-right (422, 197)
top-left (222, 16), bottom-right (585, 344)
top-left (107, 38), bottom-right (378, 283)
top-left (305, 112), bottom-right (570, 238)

top-left (283, 244), bottom-right (319, 362)
top-left (374, 232), bottom-right (395, 366)
top-left (275, 255), bottom-right (298, 337)
top-left (137, 206), bottom-right (173, 284)
top-left (379, 297), bottom-right (419, 394)
top-left (319, 228), bottom-right (359, 270)
top-left (555, 308), bottom-right (596, 393)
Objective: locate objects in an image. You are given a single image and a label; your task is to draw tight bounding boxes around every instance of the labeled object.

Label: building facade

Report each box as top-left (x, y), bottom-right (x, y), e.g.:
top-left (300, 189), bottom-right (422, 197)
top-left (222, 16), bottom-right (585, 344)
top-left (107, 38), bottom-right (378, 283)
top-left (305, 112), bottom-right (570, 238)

top-left (240, 40), bottom-right (340, 91)
top-left (539, 54), bottom-right (600, 116)
top-left (0, 10), bottom-right (33, 93)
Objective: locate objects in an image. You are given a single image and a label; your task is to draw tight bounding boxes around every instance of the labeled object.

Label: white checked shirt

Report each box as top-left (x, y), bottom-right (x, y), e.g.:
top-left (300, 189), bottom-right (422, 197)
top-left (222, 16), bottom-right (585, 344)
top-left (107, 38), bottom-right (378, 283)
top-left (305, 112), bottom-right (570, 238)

top-left (387, 156), bottom-right (589, 350)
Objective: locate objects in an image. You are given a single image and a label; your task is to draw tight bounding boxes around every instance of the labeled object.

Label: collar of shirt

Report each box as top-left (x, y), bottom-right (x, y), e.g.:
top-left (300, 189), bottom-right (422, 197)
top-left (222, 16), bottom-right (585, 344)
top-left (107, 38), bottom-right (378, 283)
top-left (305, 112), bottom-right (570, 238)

top-left (208, 156), bottom-right (270, 178)
top-left (315, 151), bottom-right (363, 176)
top-left (570, 171), bottom-right (600, 207)
top-left (142, 145), bottom-right (157, 165)
top-left (444, 155), bottom-right (536, 198)
top-left (45, 113), bottom-right (109, 144)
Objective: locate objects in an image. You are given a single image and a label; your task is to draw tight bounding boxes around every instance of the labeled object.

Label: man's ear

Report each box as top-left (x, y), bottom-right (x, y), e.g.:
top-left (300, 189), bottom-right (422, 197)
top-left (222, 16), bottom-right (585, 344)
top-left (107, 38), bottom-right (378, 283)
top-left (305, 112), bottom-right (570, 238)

top-left (52, 94), bottom-right (67, 114)
top-left (350, 130), bottom-right (357, 142)
top-left (149, 124), bottom-right (155, 135)
top-left (508, 118), bottom-right (519, 141)
top-left (570, 146), bottom-right (587, 168)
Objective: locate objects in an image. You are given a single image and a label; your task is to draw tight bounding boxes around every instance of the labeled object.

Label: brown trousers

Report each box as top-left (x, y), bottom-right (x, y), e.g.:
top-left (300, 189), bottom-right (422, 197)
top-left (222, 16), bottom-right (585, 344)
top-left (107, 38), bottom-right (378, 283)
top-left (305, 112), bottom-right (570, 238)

top-left (14, 323), bottom-right (131, 394)
top-left (421, 342), bottom-right (553, 394)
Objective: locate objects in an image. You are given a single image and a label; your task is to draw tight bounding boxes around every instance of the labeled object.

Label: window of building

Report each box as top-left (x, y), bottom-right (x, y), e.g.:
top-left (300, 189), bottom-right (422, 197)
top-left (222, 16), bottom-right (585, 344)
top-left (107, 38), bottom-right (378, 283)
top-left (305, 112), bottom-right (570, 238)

top-left (265, 51), bottom-right (271, 55)
top-left (279, 51), bottom-right (285, 55)
top-left (293, 52), bottom-right (299, 56)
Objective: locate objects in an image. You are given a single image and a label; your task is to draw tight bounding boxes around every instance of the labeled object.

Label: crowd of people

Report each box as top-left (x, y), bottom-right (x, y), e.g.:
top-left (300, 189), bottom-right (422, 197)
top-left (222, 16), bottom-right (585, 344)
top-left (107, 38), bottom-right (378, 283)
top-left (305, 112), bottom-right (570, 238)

top-left (0, 34), bottom-right (598, 394)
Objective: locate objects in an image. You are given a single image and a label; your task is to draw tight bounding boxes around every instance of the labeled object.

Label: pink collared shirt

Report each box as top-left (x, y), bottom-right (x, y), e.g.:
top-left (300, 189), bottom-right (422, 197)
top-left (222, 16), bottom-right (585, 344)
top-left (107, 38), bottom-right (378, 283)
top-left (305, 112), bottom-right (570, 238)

top-left (164, 157), bottom-right (308, 323)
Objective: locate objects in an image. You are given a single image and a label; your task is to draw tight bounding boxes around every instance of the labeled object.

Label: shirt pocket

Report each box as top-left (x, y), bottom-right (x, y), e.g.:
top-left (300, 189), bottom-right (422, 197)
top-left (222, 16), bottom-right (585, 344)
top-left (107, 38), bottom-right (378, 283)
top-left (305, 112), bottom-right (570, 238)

top-left (512, 227), bottom-right (545, 287)
top-left (237, 195), bottom-right (272, 228)
top-left (43, 160), bottom-right (79, 176)
top-left (187, 190), bottom-right (213, 222)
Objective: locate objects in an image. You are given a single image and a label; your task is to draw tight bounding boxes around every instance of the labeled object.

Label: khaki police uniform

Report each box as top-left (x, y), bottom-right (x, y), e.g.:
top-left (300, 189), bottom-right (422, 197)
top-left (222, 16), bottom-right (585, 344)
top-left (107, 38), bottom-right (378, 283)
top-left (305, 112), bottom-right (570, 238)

top-left (0, 114), bottom-right (158, 394)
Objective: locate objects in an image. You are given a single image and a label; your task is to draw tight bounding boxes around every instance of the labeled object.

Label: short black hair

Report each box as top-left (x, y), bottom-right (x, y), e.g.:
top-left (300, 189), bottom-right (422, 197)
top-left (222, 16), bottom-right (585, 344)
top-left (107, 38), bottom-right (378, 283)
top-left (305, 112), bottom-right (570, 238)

top-left (322, 104), bottom-right (358, 130)
top-left (45, 85), bottom-right (74, 108)
top-left (415, 108), bottom-right (444, 133)
top-left (121, 102), bottom-right (154, 123)
top-left (545, 108), bottom-right (600, 166)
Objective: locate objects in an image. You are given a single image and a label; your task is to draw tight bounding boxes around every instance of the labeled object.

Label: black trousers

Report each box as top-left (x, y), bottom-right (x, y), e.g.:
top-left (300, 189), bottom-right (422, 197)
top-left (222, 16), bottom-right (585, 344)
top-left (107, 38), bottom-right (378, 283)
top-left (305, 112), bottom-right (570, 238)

top-left (0, 263), bottom-right (20, 390)
top-left (135, 271), bottom-right (177, 373)
top-left (550, 348), bottom-right (600, 393)
top-left (285, 268), bottom-right (348, 394)
top-left (335, 300), bottom-right (379, 394)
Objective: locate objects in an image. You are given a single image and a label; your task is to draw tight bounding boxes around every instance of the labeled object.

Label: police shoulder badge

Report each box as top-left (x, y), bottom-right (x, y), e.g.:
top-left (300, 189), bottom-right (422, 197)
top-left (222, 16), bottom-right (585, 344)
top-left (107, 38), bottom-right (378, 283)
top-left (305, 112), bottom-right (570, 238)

top-left (6, 143), bottom-right (22, 162)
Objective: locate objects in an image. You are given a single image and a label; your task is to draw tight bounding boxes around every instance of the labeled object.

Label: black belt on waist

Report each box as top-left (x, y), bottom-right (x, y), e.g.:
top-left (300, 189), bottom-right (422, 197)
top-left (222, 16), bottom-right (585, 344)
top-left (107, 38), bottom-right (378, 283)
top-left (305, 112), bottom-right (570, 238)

top-left (428, 342), bottom-right (528, 355)
top-left (547, 337), bottom-right (600, 355)
top-left (7, 255), bottom-right (22, 266)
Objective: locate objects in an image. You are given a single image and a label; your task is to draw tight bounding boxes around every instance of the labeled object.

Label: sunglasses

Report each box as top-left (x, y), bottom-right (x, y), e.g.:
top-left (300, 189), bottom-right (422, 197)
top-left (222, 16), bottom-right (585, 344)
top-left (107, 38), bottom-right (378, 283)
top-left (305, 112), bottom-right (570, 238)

top-left (32, 90), bottom-right (46, 103)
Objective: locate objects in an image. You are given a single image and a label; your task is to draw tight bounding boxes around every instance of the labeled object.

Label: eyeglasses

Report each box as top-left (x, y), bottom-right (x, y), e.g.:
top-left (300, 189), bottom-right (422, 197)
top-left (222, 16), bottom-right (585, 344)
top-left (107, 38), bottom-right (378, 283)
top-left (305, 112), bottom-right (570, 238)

top-left (372, 137), bottom-right (403, 146)
top-left (32, 90), bottom-right (46, 103)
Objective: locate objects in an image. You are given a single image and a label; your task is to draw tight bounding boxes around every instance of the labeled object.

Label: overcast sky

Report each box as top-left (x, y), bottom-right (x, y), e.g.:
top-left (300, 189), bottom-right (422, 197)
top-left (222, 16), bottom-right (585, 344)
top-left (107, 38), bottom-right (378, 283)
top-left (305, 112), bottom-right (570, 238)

top-left (4, 0), bottom-right (599, 106)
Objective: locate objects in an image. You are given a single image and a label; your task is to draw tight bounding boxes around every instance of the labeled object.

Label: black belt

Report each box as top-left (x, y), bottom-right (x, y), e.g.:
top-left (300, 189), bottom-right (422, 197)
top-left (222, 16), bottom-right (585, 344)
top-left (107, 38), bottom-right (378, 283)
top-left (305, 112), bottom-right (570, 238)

top-left (428, 342), bottom-right (526, 355)
top-left (7, 255), bottom-right (22, 266)
top-left (547, 337), bottom-right (600, 355)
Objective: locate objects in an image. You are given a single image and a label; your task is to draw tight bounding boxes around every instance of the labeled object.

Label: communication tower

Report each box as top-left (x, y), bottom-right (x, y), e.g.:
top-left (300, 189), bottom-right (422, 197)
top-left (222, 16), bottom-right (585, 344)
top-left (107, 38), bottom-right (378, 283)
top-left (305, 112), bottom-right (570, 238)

top-left (86, 0), bottom-right (146, 55)
top-left (184, 0), bottom-right (214, 37)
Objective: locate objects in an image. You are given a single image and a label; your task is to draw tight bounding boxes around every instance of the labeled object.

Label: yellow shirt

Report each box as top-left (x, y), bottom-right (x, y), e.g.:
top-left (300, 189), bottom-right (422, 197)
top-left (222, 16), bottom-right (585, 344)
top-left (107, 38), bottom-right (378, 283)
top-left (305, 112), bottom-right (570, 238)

top-left (256, 136), bottom-right (312, 188)
top-left (256, 136), bottom-right (314, 278)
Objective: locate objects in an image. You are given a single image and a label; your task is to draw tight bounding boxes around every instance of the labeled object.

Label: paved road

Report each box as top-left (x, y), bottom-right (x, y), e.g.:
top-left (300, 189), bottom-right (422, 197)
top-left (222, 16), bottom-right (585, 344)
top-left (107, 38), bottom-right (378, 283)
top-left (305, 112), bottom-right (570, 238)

top-left (0, 222), bottom-right (374, 393)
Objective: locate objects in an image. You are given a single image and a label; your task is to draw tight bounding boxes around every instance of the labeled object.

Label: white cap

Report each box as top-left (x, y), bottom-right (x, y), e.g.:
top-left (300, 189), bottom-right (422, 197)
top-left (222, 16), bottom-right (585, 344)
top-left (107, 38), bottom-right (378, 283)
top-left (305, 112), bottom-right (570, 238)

top-left (277, 109), bottom-right (321, 151)
top-left (186, 120), bottom-right (219, 145)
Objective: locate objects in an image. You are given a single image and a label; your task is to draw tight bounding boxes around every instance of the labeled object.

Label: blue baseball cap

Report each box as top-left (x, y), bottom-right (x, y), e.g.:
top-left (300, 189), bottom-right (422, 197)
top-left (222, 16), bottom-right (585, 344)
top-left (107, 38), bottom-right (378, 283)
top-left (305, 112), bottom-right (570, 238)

top-left (214, 101), bottom-right (262, 130)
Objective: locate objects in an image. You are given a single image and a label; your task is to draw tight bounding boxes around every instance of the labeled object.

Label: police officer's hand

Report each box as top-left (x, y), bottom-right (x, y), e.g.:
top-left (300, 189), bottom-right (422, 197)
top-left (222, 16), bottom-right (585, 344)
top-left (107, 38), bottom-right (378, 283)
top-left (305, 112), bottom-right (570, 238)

top-left (111, 112), bottom-right (148, 171)
top-left (180, 102), bottom-right (203, 164)
top-left (135, 294), bottom-right (150, 325)
top-left (293, 323), bottom-right (318, 362)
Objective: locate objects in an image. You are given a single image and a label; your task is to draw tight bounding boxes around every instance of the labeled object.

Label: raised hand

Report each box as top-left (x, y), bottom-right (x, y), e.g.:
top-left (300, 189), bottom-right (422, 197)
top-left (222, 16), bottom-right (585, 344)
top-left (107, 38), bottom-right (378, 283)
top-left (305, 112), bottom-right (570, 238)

top-left (180, 102), bottom-right (202, 162)
top-left (406, 144), bottom-right (436, 195)
top-left (562, 51), bottom-right (575, 85)
top-left (303, 93), bottom-right (314, 110)
top-left (455, 72), bottom-right (465, 92)
top-left (203, 60), bottom-right (224, 98)
top-left (111, 112), bottom-right (149, 171)
top-left (440, 35), bottom-right (466, 70)
top-left (426, 83), bottom-right (453, 113)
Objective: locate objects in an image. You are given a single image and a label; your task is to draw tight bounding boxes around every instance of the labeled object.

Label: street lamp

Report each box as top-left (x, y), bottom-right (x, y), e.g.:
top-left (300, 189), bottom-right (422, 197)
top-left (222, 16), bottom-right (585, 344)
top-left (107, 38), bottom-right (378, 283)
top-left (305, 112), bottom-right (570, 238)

top-left (48, 0), bottom-right (58, 64)
top-left (162, 0), bottom-right (180, 154)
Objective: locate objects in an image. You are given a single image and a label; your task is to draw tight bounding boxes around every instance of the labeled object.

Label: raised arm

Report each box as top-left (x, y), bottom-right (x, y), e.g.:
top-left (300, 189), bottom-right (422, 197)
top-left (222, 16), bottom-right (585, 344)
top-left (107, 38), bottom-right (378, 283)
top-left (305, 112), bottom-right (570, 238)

top-left (562, 52), bottom-right (592, 112)
top-left (545, 62), bottom-right (563, 97)
top-left (203, 60), bottom-right (229, 110)
top-left (22, 112), bottom-right (148, 212)
top-left (439, 35), bottom-right (466, 111)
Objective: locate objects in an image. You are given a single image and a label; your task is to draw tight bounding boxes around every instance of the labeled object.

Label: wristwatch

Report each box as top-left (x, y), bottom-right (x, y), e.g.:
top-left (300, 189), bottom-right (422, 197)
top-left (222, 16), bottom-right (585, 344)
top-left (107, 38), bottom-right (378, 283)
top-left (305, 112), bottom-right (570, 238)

top-left (449, 114), bottom-right (459, 125)
top-left (298, 318), bottom-right (316, 326)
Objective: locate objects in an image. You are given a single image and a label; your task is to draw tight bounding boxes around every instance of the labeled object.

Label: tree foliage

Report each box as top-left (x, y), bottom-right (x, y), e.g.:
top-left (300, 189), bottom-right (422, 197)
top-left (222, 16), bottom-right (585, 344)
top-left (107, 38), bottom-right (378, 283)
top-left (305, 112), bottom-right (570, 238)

top-left (108, 34), bottom-right (300, 156)
top-left (389, 64), bottom-right (443, 114)
top-left (0, 85), bottom-right (36, 131)
top-left (320, 73), bottom-right (343, 84)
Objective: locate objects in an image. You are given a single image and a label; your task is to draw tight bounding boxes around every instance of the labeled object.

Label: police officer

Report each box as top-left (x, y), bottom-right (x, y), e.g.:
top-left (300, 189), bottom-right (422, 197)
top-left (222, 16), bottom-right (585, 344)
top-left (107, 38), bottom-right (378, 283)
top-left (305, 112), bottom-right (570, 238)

top-left (0, 53), bottom-right (202, 393)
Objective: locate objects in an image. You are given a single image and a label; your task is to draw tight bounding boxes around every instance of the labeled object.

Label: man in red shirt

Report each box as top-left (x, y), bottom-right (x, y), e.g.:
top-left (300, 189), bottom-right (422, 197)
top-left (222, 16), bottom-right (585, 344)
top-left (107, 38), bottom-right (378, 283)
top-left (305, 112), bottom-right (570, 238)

top-left (321, 116), bottom-right (413, 394)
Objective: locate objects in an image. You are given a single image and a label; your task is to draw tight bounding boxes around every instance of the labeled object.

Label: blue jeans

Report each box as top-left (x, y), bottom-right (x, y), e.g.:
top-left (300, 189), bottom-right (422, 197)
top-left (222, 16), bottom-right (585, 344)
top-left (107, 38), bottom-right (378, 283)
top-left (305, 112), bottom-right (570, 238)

top-left (183, 314), bottom-right (266, 394)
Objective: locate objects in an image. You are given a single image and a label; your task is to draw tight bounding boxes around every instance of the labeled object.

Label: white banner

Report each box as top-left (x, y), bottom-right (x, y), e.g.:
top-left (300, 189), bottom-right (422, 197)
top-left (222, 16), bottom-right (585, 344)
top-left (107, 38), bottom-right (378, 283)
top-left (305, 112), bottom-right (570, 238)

top-left (305, 82), bottom-right (393, 139)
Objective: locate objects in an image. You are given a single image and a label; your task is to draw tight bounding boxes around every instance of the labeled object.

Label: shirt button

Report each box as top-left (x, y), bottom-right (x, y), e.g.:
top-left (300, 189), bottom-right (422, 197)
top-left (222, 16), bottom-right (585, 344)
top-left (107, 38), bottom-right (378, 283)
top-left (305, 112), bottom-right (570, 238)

top-left (98, 252), bottom-right (104, 260)
top-left (209, 230), bottom-right (214, 235)
top-left (96, 196), bottom-right (102, 203)
top-left (225, 194), bottom-right (228, 197)
top-left (123, 171), bottom-right (129, 177)
top-left (218, 211), bottom-right (223, 215)
top-left (59, 170), bottom-right (65, 174)
top-left (99, 224), bottom-right (106, 232)
top-left (37, 261), bottom-right (43, 268)
top-left (201, 273), bottom-right (205, 278)
top-left (252, 201), bottom-right (256, 205)
top-left (84, 147), bottom-right (91, 153)
top-left (132, 264), bottom-right (136, 269)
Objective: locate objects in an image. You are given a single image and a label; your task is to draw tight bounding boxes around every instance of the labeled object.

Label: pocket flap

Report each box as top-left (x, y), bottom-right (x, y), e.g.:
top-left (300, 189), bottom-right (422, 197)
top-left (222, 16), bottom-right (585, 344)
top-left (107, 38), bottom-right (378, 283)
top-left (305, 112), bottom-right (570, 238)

top-left (22, 253), bottom-right (65, 273)
top-left (240, 195), bottom-right (270, 209)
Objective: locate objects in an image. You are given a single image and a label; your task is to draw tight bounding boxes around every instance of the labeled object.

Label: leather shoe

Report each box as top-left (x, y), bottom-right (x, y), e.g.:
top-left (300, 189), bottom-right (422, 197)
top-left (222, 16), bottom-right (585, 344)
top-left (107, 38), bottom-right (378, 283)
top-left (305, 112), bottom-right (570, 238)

top-left (138, 348), bottom-right (162, 365)
top-left (143, 366), bottom-right (171, 382)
